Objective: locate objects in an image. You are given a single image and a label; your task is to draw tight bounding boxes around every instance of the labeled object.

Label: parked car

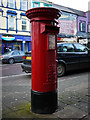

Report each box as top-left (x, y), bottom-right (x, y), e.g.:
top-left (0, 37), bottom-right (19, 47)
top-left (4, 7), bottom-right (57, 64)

top-left (21, 51), bottom-right (31, 73)
top-left (57, 42), bottom-right (90, 76)
top-left (0, 50), bottom-right (25, 64)
top-left (21, 43), bottom-right (90, 76)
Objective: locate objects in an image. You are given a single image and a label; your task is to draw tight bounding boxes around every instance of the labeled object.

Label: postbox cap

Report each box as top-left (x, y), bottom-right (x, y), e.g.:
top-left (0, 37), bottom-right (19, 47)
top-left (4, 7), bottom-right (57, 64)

top-left (26, 7), bottom-right (61, 20)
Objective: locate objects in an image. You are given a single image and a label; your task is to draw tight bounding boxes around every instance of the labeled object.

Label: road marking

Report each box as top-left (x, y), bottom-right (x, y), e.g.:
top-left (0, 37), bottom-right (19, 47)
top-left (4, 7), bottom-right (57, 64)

top-left (0, 63), bottom-right (22, 67)
top-left (1, 72), bottom-right (88, 80)
top-left (0, 73), bottom-right (31, 79)
top-left (59, 76), bottom-right (80, 82)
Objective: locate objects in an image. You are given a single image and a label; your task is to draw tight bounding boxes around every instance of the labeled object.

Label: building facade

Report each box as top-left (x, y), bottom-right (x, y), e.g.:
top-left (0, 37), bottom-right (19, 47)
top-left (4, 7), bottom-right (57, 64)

top-left (53, 4), bottom-right (79, 43)
top-left (0, 0), bottom-right (52, 55)
top-left (57, 11), bottom-right (77, 43)
top-left (88, 2), bottom-right (90, 48)
top-left (32, 0), bottom-right (52, 8)
top-left (0, 0), bottom-right (32, 55)
top-left (87, 11), bottom-right (90, 48)
top-left (1, 0), bottom-right (89, 55)
top-left (52, 3), bottom-right (89, 46)
top-left (77, 12), bottom-right (88, 46)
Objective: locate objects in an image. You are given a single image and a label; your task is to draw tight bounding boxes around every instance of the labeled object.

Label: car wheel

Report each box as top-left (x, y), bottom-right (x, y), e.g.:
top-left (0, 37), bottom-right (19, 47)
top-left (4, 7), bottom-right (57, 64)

top-left (8, 58), bottom-right (14, 64)
top-left (57, 63), bottom-right (65, 77)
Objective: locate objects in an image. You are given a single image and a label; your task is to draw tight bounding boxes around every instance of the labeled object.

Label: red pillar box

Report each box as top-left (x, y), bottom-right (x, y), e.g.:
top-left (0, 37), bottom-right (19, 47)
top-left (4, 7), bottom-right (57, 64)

top-left (26, 7), bottom-right (61, 114)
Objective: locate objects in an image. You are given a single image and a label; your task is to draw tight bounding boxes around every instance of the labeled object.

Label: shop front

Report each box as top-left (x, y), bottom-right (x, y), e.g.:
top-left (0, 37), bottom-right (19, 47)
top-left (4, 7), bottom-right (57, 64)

top-left (0, 34), bottom-right (31, 54)
top-left (57, 12), bottom-right (77, 43)
top-left (57, 35), bottom-right (77, 43)
top-left (77, 32), bottom-right (88, 46)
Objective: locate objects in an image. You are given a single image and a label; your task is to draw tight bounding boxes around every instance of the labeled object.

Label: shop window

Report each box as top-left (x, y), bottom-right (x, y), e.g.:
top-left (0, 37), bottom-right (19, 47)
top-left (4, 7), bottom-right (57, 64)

top-left (24, 43), bottom-right (29, 52)
top-left (7, 44), bottom-right (12, 52)
top-left (8, 0), bottom-right (14, 8)
top-left (29, 1), bottom-right (31, 9)
top-left (2, 0), bottom-right (7, 6)
top-left (79, 22), bottom-right (86, 32)
top-left (22, 19), bottom-right (26, 31)
top-left (21, 0), bottom-right (27, 11)
top-left (8, 15), bottom-right (15, 30)
top-left (4, 44), bottom-right (8, 53)
top-left (13, 44), bottom-right (21, 50)
top-left (88, 24), bottom-right (90, 33)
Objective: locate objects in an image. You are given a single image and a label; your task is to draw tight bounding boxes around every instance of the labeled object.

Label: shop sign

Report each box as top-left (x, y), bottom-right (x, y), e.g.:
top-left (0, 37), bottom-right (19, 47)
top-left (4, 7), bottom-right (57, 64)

top-left (2, 35), bottom-right (15, 41)
top-left (61, 38), bottom-right (77, 42)
top-left (58, 20), bottom-right (77, 35)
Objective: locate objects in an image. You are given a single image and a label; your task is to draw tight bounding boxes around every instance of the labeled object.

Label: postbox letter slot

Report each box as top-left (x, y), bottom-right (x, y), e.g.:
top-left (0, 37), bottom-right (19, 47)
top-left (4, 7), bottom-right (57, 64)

top-left (40, 24), bottom-right (59, 34)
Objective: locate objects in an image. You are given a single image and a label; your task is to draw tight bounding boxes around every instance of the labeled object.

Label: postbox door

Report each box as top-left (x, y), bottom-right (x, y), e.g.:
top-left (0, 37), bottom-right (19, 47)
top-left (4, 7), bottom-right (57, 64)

top-left (44, 33), bottom-right (57, 92)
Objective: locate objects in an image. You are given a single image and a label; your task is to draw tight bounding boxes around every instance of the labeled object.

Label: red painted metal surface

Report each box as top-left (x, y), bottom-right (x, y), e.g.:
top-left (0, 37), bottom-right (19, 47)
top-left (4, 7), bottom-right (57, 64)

top-left (26, 7), bottom-right (61, 92)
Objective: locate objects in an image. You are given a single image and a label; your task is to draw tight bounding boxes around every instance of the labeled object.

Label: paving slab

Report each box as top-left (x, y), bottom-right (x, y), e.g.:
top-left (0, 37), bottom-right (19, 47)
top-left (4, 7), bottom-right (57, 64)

top-left (2, 111), bottom-right (20, 118)
top-left (2, 105), bottom-right (14, 115)
top-left (53, 105), bottom-right (88, 119)
top-left (2, 72), bottom-right (89, 119)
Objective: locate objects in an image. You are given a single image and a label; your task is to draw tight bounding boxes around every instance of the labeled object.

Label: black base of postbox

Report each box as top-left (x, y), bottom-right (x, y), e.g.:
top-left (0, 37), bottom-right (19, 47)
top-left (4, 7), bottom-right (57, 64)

top-left (31, 89), bottom-right (57, 114)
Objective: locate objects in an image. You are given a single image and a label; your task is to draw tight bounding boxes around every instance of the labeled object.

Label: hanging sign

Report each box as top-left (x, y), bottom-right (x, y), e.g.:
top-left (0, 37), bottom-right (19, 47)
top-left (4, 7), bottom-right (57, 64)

top-left (2, 35), bottom-right (15, 41)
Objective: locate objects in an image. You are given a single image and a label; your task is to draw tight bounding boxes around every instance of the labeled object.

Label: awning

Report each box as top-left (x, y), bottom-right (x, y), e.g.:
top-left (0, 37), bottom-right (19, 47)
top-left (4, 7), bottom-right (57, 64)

top-left (20, 13), bottom-right (26, 16)
top-left (58, 34), bottom-right (75, 38)
top-left (7, 10), bottom-right (17, 15)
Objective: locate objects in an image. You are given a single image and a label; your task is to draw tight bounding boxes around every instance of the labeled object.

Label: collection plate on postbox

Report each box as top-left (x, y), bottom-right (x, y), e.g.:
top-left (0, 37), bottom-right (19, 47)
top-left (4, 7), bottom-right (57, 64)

top-left (48, 34), bottom-right (56, 50)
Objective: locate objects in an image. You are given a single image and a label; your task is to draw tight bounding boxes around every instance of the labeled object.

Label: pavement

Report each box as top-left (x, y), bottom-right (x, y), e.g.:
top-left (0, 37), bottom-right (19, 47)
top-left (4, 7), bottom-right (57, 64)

top-left (1, 72), bottom-right (90, 120)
